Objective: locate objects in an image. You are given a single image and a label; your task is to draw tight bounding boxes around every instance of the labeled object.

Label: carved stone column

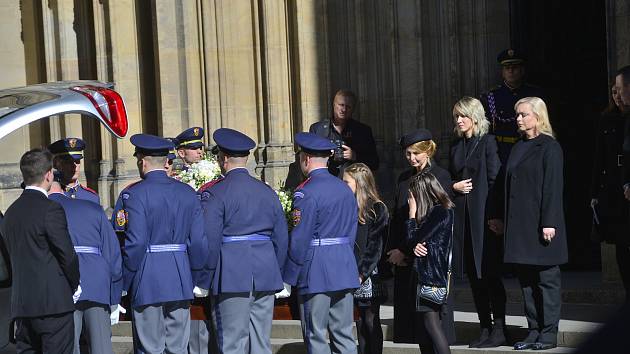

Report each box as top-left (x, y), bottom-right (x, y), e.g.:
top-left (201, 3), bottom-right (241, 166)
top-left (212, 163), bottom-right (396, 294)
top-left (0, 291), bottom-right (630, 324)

top-left (41, 0), bottom-right (83, 140)
top-left (0, 1), bottom-right (30, 211)
top-left (254, 0), bottom-right (295, 188)
top-left (106, 0), bottom-right (145, 198)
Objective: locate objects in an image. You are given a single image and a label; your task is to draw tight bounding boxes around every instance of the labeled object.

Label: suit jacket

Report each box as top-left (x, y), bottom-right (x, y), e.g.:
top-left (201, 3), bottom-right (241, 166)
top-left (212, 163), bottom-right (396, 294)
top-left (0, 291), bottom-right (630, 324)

top-left (449, 134), bottom-right (501, 277)
top-left (0, 189), bottom-right (80, 318)
top-left (503, 134), bottom-right (568, 265)
top-left (283, 168), bottom-right (359, 294)
top-left (49, 193), bottom-right (122, 306)
top-left (199, 168), bottom-right (288, 295)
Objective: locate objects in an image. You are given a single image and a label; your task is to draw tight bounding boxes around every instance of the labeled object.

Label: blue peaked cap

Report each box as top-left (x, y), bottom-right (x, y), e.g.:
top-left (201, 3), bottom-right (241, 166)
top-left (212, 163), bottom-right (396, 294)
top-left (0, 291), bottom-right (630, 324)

top-left (175, 127), bottom-right (205, 149)
top-left (131, 134), bottom-right (172, 157)
top-left (48, 138), bottom-right (86, 160)
top-left (211, 128), bottom-right (256, 156)
top-left (295, 132), bottom-right (335, 156)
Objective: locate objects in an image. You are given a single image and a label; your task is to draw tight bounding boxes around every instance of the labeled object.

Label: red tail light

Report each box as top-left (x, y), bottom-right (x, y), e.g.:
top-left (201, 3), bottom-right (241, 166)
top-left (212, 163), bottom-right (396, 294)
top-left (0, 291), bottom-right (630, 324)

top-left (71, 85), bottom-right (128, 138)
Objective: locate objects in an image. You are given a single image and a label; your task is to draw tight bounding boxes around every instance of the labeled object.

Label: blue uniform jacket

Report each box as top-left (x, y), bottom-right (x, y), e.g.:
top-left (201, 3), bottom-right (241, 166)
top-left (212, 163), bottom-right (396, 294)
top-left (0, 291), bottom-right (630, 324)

top-left (283, 168), bottom-right (359, 294)
top-left (49, 192), bottom-right (122, 306)
top-left (200, 168), bottom-right (288, 295)
top-left (116, 170), bottom-right (208, 307)
top-left (65, 182), bottom-right (100, 204)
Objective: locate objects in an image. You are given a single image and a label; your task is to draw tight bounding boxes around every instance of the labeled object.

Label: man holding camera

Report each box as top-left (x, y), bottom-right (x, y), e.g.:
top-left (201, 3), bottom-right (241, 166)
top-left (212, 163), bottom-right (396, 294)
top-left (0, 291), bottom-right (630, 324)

top-left (309, 89), bottom-right (379, 177)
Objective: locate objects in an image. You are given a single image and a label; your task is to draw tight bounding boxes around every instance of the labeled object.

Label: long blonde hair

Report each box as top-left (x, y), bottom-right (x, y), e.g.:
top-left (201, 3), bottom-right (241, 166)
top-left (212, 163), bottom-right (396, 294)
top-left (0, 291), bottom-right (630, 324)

top-left (514, 97), bottom-right (555, 138)
top-left (344, 163), bottom-right (384, 224)
top-left (452, 96), bottom-right (490, 137)
top-left (409, 170), bottom-right (454, 222)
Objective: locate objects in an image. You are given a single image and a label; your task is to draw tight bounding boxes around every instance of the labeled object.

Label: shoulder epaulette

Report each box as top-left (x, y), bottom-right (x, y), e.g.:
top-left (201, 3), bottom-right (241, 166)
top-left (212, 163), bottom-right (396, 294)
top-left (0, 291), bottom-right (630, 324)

top-left (296, 177), bottom-right (311, 190)
top-left (81, 184), bottom-right (98, 195)
top-left (198, 177), bottom-right (224, 193)
top-left (123, 180), bottom-right (141, 192)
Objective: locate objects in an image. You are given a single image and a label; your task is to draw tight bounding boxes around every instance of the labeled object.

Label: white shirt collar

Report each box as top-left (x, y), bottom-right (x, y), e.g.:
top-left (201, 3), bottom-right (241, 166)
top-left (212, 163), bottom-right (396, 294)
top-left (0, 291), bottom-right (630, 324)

top-left (25, 186), bottom-right (48, 197)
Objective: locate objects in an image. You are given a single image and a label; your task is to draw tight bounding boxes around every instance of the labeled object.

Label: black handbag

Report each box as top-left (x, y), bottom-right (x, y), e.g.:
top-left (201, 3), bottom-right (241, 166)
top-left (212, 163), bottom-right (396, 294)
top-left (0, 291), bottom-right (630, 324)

top-left (417, 224), bottom-right (453, 306)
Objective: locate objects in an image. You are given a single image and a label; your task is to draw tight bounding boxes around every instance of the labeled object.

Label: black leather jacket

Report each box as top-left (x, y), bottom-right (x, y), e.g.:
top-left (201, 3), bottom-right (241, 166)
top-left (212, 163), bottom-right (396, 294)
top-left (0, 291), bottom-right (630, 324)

top-left (404, 205), bottom-right (454, 287)
top-left (309, 119), bottom-right (379, 176)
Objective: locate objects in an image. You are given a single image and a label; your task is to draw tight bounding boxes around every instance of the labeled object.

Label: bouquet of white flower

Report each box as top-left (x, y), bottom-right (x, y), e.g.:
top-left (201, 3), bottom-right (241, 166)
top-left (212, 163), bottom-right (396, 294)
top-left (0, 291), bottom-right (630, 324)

top-left (275, 188), bottom-right (293, 227)
top-left (174, 154), bottom-right (222, 190)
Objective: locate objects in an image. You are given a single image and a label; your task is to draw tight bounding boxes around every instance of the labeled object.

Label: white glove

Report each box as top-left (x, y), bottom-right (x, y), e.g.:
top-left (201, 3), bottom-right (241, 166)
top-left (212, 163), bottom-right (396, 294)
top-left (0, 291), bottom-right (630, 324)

top-left (193, 286), bottom-right (209, 298)
top-left (274, 282), bottom-right (291, 299)
top-left (72, 285), bottom-right (82, 303)
top-left (110, 304), bottom-right (127, 326)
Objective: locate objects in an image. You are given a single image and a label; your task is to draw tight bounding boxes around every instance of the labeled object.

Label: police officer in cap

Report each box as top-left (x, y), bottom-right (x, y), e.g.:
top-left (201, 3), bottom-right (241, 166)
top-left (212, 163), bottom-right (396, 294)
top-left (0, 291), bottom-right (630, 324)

top-left (283, 132), bottom-right (359, 354)
top-left (48, 181), bottom-right (122, 354)
top-left (199, 128), bottom-right (288, 354)
top-left (480, 49), bottom-right (544, 164)
top-left (48, 138), bottom-right (100, 204)
top-left (176, 127), bottom-right (206, 169)
top-left (116, 134), bottom-right (209, 354)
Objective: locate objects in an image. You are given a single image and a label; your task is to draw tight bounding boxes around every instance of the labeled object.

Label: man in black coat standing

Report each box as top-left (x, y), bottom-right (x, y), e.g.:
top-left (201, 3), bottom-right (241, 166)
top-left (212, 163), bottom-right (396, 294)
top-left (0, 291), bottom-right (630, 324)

top-left (0, 148), bottom-right (80, 354)
top-left (309, 89), bottom-right (379, 177)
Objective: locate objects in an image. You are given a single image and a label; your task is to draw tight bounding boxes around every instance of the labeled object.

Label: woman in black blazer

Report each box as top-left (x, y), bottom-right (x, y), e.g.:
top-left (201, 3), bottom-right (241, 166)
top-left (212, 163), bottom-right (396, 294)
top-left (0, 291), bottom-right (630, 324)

top-left (488, 97), bottom-right (568, 351)
top-left (449, 97), bottom-right (504, 348)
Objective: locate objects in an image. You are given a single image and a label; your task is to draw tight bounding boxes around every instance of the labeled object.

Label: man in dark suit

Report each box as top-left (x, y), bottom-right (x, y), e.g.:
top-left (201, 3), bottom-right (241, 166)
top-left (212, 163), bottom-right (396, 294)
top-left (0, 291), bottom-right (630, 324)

top-left (309, 89), bottom-right (379, 177)
top-left (0, 148), bottom-right (80, 354)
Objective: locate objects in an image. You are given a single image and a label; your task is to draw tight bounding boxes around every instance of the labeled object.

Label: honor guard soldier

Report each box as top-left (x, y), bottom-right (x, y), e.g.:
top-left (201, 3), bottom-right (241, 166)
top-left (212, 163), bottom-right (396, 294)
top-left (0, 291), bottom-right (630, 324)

top-left (283, 132), bottom-right (360, 354)
top-left (176, 127), bottom-right (206, 169)
top-left (49, 182), bottom-right (122, 354)
top-left (116, 134), bottom-right (209, 354)
top-left (480, 49), bottom-right (544, 164)
top-left (199, 128), bottom-right (288, 354)
top-left (48, 138), bottom-right (100, 204)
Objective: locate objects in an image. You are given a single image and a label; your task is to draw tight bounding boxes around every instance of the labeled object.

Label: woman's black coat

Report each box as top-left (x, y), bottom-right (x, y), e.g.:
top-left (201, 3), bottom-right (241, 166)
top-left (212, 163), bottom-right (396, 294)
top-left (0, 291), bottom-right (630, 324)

top-left (502, 134), bottom-right (568, 265)
top-left (354, 201), bottom-right (389, 280)
top-left (449, 134), bottom-right (501, 277)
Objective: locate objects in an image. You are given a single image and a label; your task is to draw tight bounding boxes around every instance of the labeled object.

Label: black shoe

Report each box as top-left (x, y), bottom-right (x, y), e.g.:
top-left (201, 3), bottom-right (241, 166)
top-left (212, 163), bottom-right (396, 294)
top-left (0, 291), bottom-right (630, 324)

top-left (468, 327), bottom-right (490, 348)
top-left (514, 342), bottom-right (536, 350)
top-left (478, 326), bottom-right (506, 348)
top-left (532, 342), bottom-right (557, 350)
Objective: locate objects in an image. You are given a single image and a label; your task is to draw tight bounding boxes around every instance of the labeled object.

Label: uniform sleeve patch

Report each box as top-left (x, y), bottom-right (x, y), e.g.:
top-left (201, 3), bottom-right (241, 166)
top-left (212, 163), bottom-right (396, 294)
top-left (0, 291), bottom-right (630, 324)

top-left (116, 209), bottom-right (127, 227)
top-left (291, 208), bottom-right (301, 226)
top-left (122, 193), bottom-right (130, 200)
top-left (293, 191), bottom-right (304, 199)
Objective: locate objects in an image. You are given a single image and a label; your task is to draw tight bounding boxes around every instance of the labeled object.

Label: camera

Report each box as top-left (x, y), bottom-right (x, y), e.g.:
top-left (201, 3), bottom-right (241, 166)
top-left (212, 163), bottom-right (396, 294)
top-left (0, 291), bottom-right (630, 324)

top-left (332, 139), bottom-right (345, 162)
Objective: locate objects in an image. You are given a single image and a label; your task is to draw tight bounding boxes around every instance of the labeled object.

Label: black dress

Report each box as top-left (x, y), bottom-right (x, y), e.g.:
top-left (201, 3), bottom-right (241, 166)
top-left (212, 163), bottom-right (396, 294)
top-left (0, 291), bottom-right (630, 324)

top-left (388, 162), bottom-right (455, 344)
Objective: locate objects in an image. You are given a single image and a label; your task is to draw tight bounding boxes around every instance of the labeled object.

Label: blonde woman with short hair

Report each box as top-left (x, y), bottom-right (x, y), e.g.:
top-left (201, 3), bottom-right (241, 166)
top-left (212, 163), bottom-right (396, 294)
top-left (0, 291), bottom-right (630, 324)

top-left (488, 96), bottom-right (568, 350)
top-left (449, 97), bottom-right (504, 348)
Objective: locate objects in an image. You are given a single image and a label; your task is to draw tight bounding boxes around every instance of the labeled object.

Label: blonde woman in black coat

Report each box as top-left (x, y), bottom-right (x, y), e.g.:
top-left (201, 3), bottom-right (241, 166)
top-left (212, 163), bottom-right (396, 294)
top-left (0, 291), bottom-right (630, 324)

top-left (488, 97), bottom-right (567, 351)
top-left (449, 97), bottom-right (504, 348)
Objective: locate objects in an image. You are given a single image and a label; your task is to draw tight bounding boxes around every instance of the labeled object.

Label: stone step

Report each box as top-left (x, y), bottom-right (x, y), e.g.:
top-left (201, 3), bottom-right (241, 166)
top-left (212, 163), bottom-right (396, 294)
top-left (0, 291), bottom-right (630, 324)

top-left (111, 317), bottom-right (598, 348)
top-left (450, 286), bottom-right (626, 305)
top-left (108, 337), bottom-right (575, 354)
